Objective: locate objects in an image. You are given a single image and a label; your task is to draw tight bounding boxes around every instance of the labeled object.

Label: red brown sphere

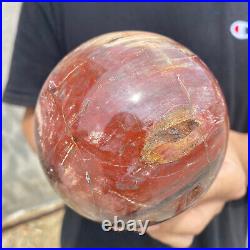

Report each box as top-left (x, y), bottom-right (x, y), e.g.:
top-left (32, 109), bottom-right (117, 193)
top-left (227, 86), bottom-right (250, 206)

top-left (35, 31), bottom-right (229, 224)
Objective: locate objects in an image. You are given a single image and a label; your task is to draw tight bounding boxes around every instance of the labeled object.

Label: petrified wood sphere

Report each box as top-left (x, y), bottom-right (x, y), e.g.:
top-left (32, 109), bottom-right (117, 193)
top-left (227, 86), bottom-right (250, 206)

top-left (35, 31), bottom-right (228, 224)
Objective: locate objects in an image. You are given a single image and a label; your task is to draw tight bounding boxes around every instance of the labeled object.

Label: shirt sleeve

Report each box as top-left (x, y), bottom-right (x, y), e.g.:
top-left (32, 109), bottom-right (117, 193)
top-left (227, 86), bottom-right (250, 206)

top-left (3, 3), bottom-right (63, 107)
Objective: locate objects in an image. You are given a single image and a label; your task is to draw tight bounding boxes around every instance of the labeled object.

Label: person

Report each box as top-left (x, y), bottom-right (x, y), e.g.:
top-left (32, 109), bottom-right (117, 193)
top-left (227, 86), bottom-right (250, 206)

top-left (3, 3), bottom-right (247, 248)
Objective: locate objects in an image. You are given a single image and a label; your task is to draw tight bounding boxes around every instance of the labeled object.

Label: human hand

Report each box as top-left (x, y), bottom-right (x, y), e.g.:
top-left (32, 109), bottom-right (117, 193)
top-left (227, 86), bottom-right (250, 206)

top-left (147, 130), bottom-right (248, 248)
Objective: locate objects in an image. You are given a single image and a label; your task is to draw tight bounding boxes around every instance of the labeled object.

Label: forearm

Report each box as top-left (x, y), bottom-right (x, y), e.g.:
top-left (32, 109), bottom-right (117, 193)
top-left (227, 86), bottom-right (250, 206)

top-left (22, 108), bottom-right (37, 152)
top-left (230, 131), bottom-right (248, 177)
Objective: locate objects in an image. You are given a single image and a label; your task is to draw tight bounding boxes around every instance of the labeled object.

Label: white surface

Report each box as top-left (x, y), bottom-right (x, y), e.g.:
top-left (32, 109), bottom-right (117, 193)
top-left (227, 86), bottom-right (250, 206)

top-left (2, 2), bottom-right (59, 219)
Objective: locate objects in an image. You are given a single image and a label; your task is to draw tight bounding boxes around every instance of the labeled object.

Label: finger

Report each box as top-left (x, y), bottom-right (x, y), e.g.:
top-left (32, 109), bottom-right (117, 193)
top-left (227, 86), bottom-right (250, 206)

top-left (148, 200), bottom-right (224, 236)
top-left (147, 229), bottom-right (194, 248)
top-left (202, 159), bottom-right (245, 202)
top-left (175, 200), bottom-right (224, 235)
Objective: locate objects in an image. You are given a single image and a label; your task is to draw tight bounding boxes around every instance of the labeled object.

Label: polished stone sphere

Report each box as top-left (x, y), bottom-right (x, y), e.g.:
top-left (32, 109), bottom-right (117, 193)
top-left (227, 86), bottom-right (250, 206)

top-left (35, 31), bottom-right (229, 224)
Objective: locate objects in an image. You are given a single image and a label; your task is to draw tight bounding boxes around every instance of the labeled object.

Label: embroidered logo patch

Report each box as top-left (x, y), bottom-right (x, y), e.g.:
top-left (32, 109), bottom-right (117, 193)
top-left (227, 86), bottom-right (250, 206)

top-left (230, 20), bottom-right (248, 40)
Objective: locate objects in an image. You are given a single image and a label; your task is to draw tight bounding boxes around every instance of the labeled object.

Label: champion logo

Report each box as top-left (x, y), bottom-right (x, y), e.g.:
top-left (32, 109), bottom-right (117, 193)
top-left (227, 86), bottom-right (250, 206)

top-left (230, 20), bottom-right (248, 40)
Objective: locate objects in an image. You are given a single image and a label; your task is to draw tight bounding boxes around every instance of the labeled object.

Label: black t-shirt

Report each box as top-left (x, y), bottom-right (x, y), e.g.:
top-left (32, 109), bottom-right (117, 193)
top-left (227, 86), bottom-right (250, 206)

top-left (3, 3), bottom-right (248, 248)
